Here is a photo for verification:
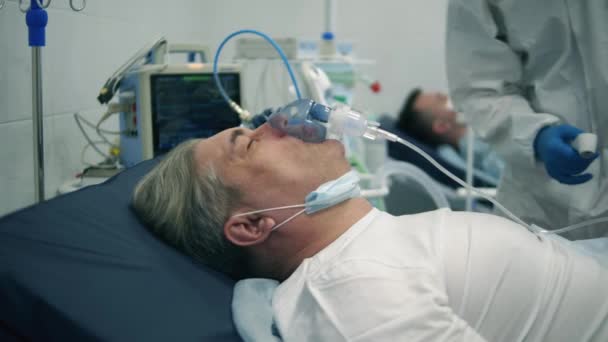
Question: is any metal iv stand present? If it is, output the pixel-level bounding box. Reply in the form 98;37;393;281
10;0;87;203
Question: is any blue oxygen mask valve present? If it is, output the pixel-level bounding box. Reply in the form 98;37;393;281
266;99;398;143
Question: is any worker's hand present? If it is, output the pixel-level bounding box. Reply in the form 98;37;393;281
534;124;598;185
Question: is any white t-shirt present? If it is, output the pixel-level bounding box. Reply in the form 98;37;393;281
272;208;608;342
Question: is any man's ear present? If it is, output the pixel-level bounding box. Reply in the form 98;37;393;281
224;214;276;247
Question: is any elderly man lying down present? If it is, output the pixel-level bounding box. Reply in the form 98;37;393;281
132;123;608;342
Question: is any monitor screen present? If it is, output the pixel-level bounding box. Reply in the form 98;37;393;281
150;73;241;155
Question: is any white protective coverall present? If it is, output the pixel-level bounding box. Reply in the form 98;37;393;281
446;0;608;239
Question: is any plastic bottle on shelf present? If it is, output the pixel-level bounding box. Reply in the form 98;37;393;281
319;32;336;59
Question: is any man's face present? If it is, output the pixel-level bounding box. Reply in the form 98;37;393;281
415;92;459;127
193;124;351;211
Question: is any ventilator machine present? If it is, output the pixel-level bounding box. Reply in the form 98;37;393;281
95;39;243;167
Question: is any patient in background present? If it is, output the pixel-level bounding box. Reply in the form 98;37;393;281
132;124;608;341
397;88;504;183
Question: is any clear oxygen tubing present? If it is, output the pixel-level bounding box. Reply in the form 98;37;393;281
367;126;608;236
366;127;535;230
269;98;608;235
465;126;475;212
213;29;303;120
537;217;608;235
259;47;607;237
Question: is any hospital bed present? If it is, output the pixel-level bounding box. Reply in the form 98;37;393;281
378;115;498;189
0;158;241;341
0;143;479;341
373;158;491;215
375;115;496;212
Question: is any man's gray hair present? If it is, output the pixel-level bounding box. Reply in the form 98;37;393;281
132;139;246;279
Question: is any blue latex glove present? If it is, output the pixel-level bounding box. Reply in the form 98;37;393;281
534;124;599;185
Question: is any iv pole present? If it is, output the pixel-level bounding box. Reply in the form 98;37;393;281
26;0;48;203
18;0;86;203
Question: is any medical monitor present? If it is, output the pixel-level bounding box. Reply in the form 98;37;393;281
150;72;241;154
118;64;243;167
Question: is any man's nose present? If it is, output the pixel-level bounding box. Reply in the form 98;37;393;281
252;123;286;139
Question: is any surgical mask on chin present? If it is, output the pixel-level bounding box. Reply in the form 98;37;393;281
230;170;361;231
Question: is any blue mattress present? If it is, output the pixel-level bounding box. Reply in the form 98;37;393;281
0;159;241;341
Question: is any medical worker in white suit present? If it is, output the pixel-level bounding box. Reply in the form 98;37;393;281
446;0;607;239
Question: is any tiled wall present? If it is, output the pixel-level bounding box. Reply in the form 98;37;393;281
0;0;448;216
